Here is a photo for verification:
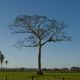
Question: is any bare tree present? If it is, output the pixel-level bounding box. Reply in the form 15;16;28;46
10;15;71;74
0;51;5;70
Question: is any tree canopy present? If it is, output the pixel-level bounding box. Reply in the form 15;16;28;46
11;15;71;48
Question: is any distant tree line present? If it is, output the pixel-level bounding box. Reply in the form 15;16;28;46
43;67;80;72
0;67;80;72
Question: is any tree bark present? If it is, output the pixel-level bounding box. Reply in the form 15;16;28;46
37;44;43;75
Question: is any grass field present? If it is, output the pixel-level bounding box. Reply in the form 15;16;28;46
0;71;80;80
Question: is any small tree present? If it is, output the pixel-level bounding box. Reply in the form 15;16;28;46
5;60;8;68
0;51;5;70
10;15;71;74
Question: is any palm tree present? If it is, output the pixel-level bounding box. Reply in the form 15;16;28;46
5;60;8;68
0;51;5;70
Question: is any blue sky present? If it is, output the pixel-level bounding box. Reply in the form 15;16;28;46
0;0;80;69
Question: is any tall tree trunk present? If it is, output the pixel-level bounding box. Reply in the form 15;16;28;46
1;63;2;70
37;44;43;75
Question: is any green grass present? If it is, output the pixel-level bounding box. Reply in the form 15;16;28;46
0;71;80;80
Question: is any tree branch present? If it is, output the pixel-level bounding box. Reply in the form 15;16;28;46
19;44;38;47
